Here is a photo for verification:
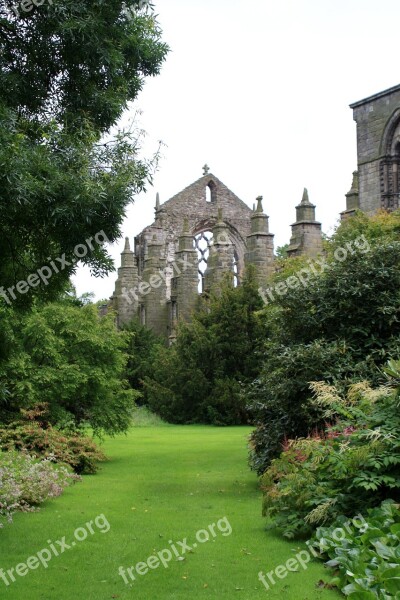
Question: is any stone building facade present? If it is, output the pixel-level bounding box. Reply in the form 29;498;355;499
342;83;400;216
111;83;400;339
111;167;318;340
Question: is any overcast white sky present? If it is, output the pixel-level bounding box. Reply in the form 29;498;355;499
73;0;400;300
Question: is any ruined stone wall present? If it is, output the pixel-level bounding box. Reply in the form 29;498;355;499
112;170;324;340
112;171;258;339
135;172;252;281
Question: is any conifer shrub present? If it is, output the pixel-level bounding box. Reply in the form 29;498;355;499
145;268;267;425
0;303;138;435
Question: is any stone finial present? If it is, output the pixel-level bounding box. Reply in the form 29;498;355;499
178;217;195;252
301;188;312;205
252;203;256;212
288;187;322;258
120;236;136;268
343;170;360;216
250;197;269;235
203;164;210;175
147;233;162;258
295;188;316;221
217;207;223;222
348;171;359;194
156;192;160;210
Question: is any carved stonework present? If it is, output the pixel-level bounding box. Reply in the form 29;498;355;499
111;169;325;340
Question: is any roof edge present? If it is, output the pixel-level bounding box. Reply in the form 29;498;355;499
350;83;400;109
160;172;252;213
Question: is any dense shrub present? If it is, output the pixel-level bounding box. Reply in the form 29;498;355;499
261;380;400;538
123;319;164;405
313;500;400;598
0;302;138;434
0;423;106;475
246;339;372;474
327;209;400;255
145;268;267;425
0;403;106;474
0;450;79;527
247;212;400;473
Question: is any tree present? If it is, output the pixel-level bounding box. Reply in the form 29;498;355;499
0;302;138;435
0;1;168;306
275;243;289;259
247;211;400;474
145;268;268;425
122;318;164;404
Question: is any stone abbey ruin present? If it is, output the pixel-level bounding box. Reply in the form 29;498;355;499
111;83;400;340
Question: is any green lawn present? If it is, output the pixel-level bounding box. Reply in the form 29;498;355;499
0;426;341;599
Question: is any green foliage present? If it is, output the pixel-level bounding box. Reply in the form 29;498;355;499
0;425;105;475
0;107;159;306
0;403;106;474
383;359;400;404
122;318;164;404
314;500;400;599
260;380;400;539
0;302;138;435
328;210;400;255
145;268;267;425
0;1;168;306
0;1;168;131
275;243;289;259
248;212;400;474
247;339;368;474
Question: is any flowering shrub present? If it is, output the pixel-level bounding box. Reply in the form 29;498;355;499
247;218;400;475
261;381;400;538
0;404;107;474
0;451;79;527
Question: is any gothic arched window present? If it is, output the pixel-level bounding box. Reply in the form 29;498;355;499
194;230;240;292
233;250;239;287
194;231;213;293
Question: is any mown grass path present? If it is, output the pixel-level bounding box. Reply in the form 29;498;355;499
0;426;340;599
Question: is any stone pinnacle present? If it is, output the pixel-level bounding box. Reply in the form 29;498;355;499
301;188;311;205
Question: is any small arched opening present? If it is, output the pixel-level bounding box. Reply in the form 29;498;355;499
205;180;217;203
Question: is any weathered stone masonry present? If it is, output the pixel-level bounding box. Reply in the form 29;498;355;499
111;167;323;340
342;83;400;216
287;188;323;259
112;82;400;340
